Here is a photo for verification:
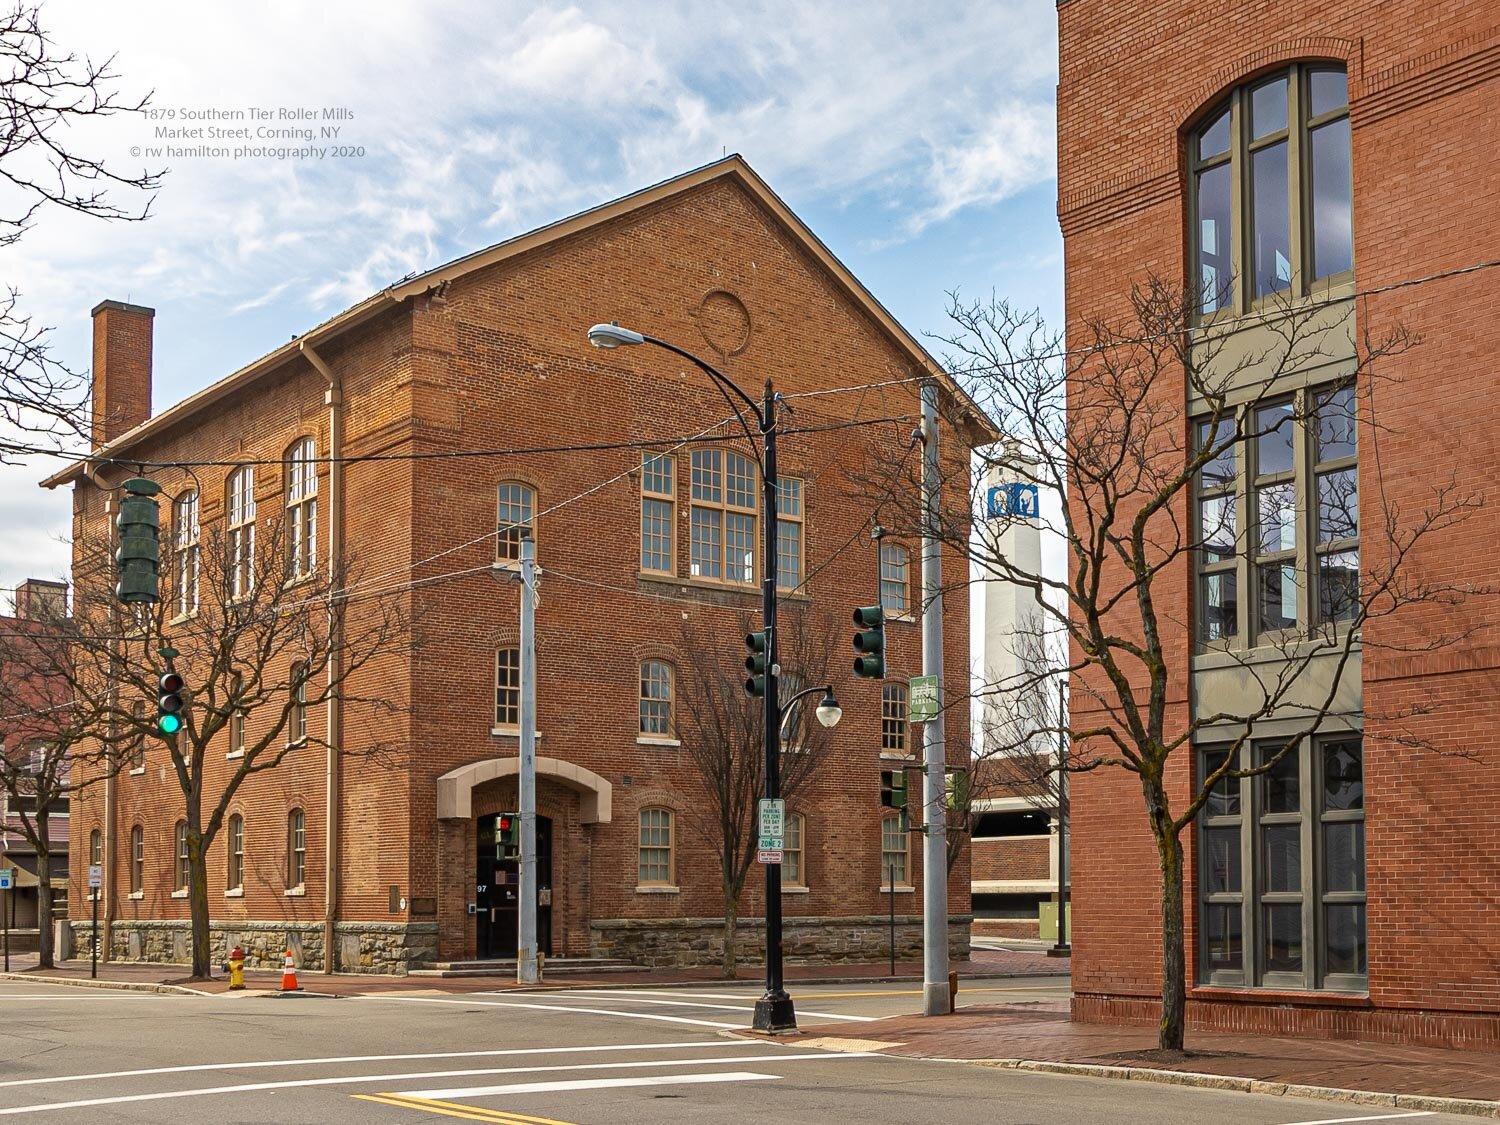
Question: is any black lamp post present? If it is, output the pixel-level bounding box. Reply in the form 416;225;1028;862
588;322;809;1032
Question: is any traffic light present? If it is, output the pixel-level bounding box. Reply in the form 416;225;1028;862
880;768;907;810
497;813;519;860
115;478;162;605
156;672;185;737
852;605;885;678
744;630;768;698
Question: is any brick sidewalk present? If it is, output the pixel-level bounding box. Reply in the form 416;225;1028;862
0;946;1065;996
799;1003;1500;1107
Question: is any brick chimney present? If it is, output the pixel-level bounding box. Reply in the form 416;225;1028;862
91;299;154;446
13;579;67;622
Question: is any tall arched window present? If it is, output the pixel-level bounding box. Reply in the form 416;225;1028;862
881;684;908;754
129;824;143;894
495;647;520;729
1191;65;1351;316
881;813;908;886
880;544;909;616
638;661;674;738
496;483;535;563
285;438;317;579
226;467;256;598
173;490;199;616
287;808;306;889
174;821;190;892
288;662;308;745
783;812;806;888
227;814;244;892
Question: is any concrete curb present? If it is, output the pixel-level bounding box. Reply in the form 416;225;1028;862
511;969;1070;993
0;972;211;997
961;1057;1500;1120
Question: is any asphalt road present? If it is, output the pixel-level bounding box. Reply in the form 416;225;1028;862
0;978;1474;1124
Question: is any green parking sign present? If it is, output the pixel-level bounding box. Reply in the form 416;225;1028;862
909;675;939;722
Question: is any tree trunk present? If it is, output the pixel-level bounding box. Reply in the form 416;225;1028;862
722;886;739;979
35;843;52;969
1153;814;1187;1052
187;807;211;979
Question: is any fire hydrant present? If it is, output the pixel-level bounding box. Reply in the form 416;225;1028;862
226;945;246;990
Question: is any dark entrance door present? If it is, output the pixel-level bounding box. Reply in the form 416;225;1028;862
475;813;552;959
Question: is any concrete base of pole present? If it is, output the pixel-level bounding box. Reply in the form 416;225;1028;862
922;981;953;1016
1047;944;1072;958
752;992;797;1033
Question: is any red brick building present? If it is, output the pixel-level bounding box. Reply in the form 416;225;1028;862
1060;2;1500;1044
47;157;975;973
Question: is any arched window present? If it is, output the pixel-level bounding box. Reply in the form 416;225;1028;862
227;467;256;598
879;544;909;615
783;812;806;888
285;438;317;579
638;807;674;887
881;813;908;886
496;483;535;563
227;814;244;892
495;648;520;729
1190;65;1351;316
173;490;199;616
129;824;143;894
288;662;307;745
227;670;246;757
174;821;190;892
287;808;306;889
638;661;674;738
881;685;908;754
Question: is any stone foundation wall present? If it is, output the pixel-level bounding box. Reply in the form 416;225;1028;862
67;919;438;974
591;914;971;968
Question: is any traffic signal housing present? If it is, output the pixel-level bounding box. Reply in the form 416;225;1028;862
880;768;907;810
744;630;768;697
156;672;185;737
115;478;162;605
852;605;885;678
497;813;519;860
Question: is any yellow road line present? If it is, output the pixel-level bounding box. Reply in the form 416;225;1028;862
790;985;1069;999
352;1092;576;1125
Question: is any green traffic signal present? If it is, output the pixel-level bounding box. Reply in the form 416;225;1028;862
744;631;768;697
158;713;182;735
852;604;886;678
115;478;162;605
880;768;907;809
156;671;185;739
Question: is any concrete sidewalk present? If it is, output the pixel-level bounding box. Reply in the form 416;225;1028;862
794;1003;1500;1118
0;946;1066;996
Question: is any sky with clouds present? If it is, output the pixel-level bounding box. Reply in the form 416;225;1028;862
0;0;1062;603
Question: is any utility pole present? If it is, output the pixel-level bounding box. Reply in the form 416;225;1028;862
920;379;951;1016
1051;677;1071;956
516;533;540;985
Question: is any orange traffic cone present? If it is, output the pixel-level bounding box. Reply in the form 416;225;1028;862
280;949;301;992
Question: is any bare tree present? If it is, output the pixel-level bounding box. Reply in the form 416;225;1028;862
869;279;1482;1051
676;606;840;977
0;3;161;457
53;500;404;978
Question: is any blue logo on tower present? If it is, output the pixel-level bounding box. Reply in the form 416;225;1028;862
986;483;1040;521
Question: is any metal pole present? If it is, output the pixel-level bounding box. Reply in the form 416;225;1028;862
91;889;98;978
889;826;897;977
516;534;539;985
1052;678;1071;956
753;380;795;1034
920;380;951;1016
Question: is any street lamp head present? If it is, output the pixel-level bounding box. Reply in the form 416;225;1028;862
587;322;646;349
815;689;842;729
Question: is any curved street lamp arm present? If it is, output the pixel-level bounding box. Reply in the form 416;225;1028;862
641;334;766;460
777;682;835;741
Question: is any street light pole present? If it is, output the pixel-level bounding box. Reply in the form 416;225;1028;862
587;323;798;1032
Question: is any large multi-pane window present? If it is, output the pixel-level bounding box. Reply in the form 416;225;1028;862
1198;736;1366;990
775;478;804;590
1191;65;1351;317
496;483;535;564
287;808;306;889
880;545;909;616
690;449;756;584
783;813;805;888
495;648;520;729
173;490;199;616
881;814;908;885
881;685;908;754
227;467;255;599
639;661;674;738
1194;384;1358;645
227;813;244;892
640;453;675;574
285;438;317;579
638;807;674;886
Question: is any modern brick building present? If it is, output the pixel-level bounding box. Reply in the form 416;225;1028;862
1060;2;1500;1044
46;157;976;973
